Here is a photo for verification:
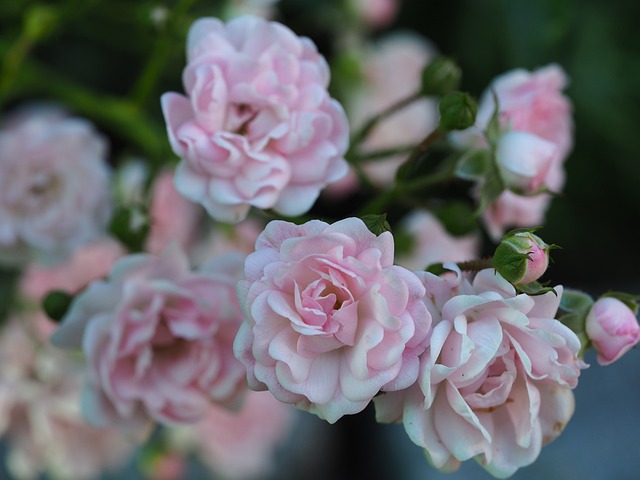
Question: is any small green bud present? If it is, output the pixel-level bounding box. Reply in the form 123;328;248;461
438;92;477;131
420;56;461;96
492;229;552;285
42;290;73;323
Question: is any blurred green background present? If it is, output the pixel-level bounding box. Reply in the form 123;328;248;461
1;0;639;293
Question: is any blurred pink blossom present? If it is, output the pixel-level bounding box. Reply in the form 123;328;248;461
0;105;112;264
51;245;248;432
234;217;431;423
169;390;295;479
0;318;134;480
351;0;400;28
395;210;479;271
375;266;586;477
146;169;203;255
495;131;557;194
451;64;573;240
161;15;349;223
338;32;438;192
586;297;640;366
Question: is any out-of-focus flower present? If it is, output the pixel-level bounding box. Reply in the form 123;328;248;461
168;390;296;479
161;15;349;223
342;32;438;190
586;297;640;366
146;169;203;255
375;266;586;478
350;0;400;28
495;131;556;194
451;65;573;240
51;245;248;432
234;217;431;423
189;217;264;266
0;105;112;264
395;209;479;271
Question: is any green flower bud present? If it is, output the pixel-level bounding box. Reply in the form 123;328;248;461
420;56;461;96
438;92;477;131
492;229;552;285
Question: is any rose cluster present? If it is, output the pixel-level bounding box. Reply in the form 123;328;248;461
2;9;639;480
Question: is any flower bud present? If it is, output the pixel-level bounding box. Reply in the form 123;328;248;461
492;230;550;285
438;92;477;131
495;131;556;193
586;297;640;365
420;56;461;96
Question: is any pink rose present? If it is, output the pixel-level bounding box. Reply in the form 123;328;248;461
586;297;640;366
495;131;557;194
146;169;203;254
51;245;248;431
346;32;438;189
0;318;134;480
450;65;573;239
0;105;112;264
351;0;399;28
375;266;586;477
169;390;295;479
19;237;126;339
234;217;431;423
395;209;479;271
161;15;349;223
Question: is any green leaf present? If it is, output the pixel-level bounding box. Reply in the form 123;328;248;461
42;290;73;323
425;262;446;275
455;149;491;181
600;291;640;314
476;170;504;216
361;214;392;236
516;281;558;296
438;92;478;131
559;289;594;314
434;202;479;236
108;205;150;253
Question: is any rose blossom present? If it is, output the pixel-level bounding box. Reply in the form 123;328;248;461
338;32;438;191
395;209;479;271
495;131;557;194
161;15;349;223
0;318;134;480
233;217;431;423
146;169;203;254
585;297;640;366
51;244;248;431
168;390;295;479
0;105;112;264
351;0;399;28
451;65;573;240
374;266;586;478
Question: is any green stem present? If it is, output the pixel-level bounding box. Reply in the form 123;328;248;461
349;144;415;162
347;90;422;158
456;257;493;271
16;60;172;165
356;128;447;216
129;0;199;107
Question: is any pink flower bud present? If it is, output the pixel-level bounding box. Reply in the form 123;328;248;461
495;131;556;194
586;297;640;365
492;230;550;285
